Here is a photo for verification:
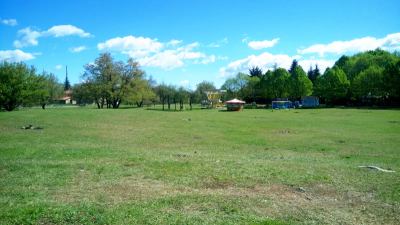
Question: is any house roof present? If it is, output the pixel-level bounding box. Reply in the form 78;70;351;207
225;98;245;104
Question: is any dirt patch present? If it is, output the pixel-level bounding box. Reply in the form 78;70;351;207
201;177;235;189
53;174;399;224
53;174;189;204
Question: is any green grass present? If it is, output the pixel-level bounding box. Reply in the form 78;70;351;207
0;107;399;224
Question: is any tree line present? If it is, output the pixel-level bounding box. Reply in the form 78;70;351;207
1;49;399;111
0;62;63;111
72;53;217;110
221;49;400;106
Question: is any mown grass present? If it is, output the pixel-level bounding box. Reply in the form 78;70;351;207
0;107;399;224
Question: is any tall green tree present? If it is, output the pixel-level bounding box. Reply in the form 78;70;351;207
82;53;149;109
72;82;94;105
288;64;313;100
124;76;155;107
220;73;249;100
269;68;290;99
64;66;71;91
384;60;400;100
259;70;273;100
307;65;321;85
195;80;216;103
154;84;169;110
0;62;35;111
314;66;350;104
176;87;190;110
33;72;63;109
352;65;386;99
288;59;298;74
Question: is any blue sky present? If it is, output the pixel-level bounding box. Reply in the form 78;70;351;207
1;0;399;89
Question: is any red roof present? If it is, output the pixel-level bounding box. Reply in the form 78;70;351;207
225;98;245;104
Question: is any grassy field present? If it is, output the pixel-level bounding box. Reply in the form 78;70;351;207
0;107;399;224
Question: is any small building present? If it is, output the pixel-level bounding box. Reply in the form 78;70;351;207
58;90;76;105
272;101;292;109
301;96;319;108
225;98;245;111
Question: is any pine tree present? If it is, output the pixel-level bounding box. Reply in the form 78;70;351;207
307;66;314;81
289;59;298;75
64;66;71;91
249;66;263;77
308;64;321;85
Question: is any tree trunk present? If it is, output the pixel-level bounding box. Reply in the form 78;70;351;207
167;96;170;110
4;103;15;111
136;100;143;107
41;104;46;110
174;98;177;111
95;98;101;109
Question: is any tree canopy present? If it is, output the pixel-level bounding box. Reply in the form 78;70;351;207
82;53;154;109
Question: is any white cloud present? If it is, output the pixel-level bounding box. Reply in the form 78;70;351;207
219;52;292;78
167;39;183;46
195;55;216;64
219;52;334;78
139;50;184;69
44;25;91;37
298;59;335;73
98;36;163;58
70;45;87;53
1;18;18;26
13;27;41;48
0;49;35;62
248;38;280;50
14;25;91;48
55;64;63;70
98;36;217;69
298;32;400;56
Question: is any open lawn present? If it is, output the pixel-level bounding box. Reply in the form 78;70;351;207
0;107;399;224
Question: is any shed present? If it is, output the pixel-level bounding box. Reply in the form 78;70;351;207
225;98;245;111
301;96;319;108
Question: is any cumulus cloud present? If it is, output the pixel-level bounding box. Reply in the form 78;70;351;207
13;27;41;48
1;18;18;26
14;25;91;48
195;55;216;64
139;50;185;69
248;38;280;50
98;35;163;58
69;45;87;53
298;32;400;56
0;49;35;62
44;25;91;37
55;64;63;70
219;52;334;78
167;39;183;46
219;52;292;78
98;36;217;69
298;59;336;72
